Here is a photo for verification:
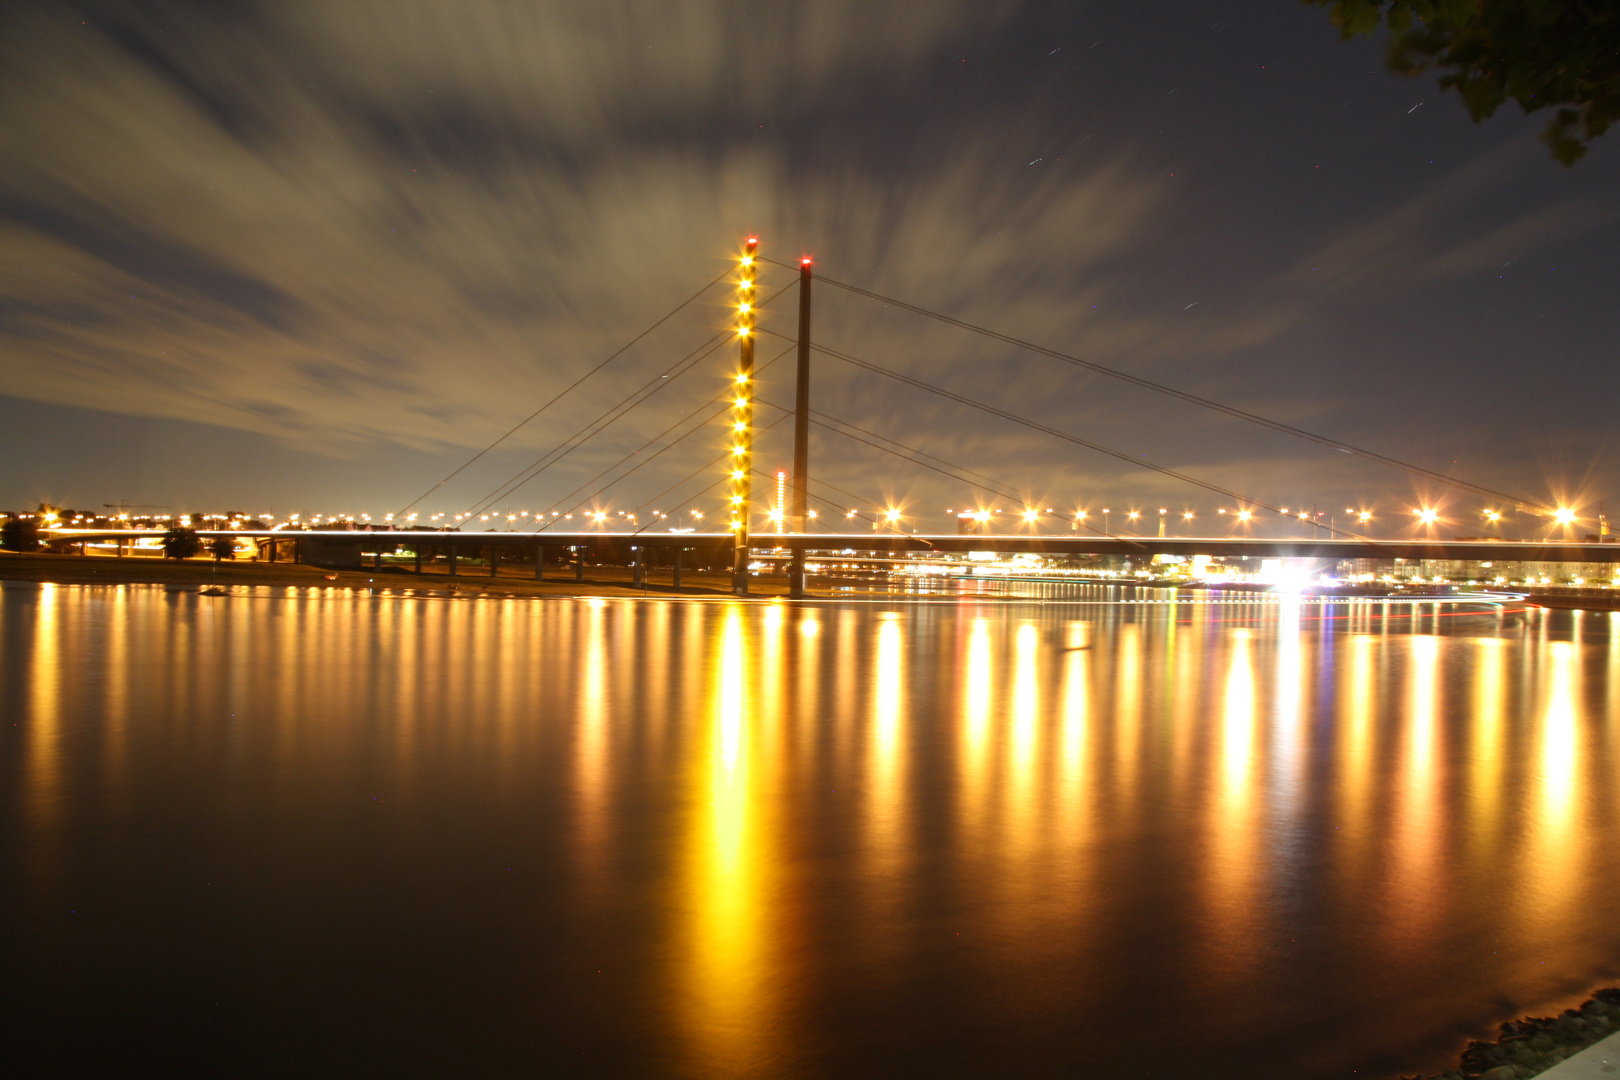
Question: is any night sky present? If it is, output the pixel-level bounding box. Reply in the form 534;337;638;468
3;2;1616;534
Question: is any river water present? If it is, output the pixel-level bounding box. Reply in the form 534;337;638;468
4;581;1619;1078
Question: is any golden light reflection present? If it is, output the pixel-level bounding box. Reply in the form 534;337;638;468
960;618;994;826
1522;640;1581;928
25;584;63;845
795;614;822;759
1387;635;1443;943
1057;621;1091;823
1270;598;1306;823
718;610;745;773
1467;639;1506;870
673;606;772;1073
866;615;907;927
1204;628;1261;978
1002;621;1042;878
1337;635;1377;865
574;598;610;877
1112;624;1143;807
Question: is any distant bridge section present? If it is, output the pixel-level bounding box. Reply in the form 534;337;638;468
39;529;1620;564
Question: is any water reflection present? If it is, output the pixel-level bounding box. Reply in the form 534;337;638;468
678;606;769;1073
5;586;1620;1080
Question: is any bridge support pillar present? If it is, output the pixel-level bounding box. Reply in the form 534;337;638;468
789;550;806;599
672;548;682;589
489;545;499;577
448;546;457;576
534;546;545;581
414;547;422;574
632;546;643;587
574;547;585;582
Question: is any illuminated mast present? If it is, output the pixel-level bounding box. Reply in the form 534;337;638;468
730;237;757;595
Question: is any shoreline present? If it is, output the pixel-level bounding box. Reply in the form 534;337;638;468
1402;988;1620;1080
0;550;750;598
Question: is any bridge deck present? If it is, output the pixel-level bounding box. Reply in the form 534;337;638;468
40;529;1620;563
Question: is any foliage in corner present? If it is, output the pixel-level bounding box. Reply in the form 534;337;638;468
1304;0;1620;164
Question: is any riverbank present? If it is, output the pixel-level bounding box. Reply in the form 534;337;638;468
0;550;769;598
1401;989;1620;1080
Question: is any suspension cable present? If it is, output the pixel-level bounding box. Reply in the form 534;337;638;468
536;345;797;530
758;328;1369;540
395;268;733;518
764;257;1545;515
459;275;798;520
754;397;1115;537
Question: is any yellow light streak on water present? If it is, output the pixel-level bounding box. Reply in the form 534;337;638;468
960;618;994;833
1112;623;1143;811
25;584;62;863
574;597;610;883
1009;622;1040;794
1467;639;1506;873
1057;621;1091;824
1205;628;1260;979
1338;635;1377;859
1388;635;1443;947
1522;639;1581;933
674;605;771;1075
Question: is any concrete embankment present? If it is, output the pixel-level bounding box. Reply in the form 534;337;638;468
1536;1030;1620;1079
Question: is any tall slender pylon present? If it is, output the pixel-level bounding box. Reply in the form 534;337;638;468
788;254;812;598
730;237;757;595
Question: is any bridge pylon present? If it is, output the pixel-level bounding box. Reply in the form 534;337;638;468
789;255;812;598
730;237;757;595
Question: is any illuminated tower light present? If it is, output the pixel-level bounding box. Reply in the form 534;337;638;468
729;236;757;545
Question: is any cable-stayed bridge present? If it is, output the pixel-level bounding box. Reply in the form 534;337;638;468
40;236;1617;594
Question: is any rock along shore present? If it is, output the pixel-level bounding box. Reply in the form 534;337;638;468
1398;988;1620;1080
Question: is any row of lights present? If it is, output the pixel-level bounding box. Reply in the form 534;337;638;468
729;238;758;535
